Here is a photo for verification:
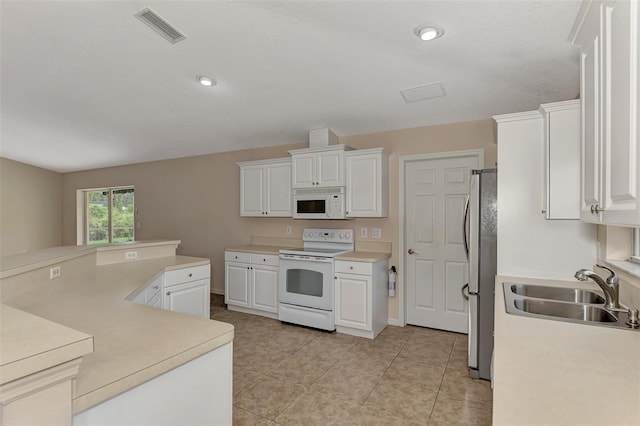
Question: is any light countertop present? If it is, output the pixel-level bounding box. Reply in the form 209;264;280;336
0;304;94;385
335;251;391;262
226;245;391;263
225;244;294;255
493;275;640;425
1;250;233;414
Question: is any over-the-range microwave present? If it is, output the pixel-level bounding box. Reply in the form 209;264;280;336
292;187;346;219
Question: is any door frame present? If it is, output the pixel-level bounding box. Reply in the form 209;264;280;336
398;149;484;326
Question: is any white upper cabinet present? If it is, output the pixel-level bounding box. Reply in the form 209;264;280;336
345;148;389;217
571;0;640;225
238;158;292;217
289;145;350;188
540;100;581;219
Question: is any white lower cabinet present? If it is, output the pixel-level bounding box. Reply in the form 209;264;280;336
334;258;388;339
164;279;210;318
129;264;211;319
225;251;279;318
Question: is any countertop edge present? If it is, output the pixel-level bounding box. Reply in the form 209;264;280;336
73;328;234;414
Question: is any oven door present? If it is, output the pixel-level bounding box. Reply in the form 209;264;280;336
279;255;333;311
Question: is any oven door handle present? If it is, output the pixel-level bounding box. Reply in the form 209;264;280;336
279;255;334;263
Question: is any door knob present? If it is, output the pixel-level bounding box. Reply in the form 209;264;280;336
408;249;420;255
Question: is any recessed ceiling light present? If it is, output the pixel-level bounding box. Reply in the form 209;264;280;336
414;26;444;41
197;75;216;87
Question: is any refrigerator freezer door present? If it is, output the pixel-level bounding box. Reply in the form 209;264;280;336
468;293;479;370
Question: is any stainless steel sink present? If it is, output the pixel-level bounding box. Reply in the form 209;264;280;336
513;298;617;323
503;282;638;331
510;283;605;304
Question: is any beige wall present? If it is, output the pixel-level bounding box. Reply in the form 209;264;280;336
62;119;496;322
1;157;63;256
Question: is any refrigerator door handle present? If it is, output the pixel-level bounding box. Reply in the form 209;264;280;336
463;196;470;261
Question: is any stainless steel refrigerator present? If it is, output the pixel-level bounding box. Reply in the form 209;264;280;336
462;169;497;381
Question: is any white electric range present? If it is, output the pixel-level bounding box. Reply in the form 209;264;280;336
278;228;354;330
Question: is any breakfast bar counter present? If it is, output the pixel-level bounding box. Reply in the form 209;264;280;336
0;241;233;424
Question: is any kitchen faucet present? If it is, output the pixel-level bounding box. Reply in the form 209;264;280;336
574;264;619;310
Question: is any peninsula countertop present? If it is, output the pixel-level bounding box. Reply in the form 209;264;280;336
493;275;640;425
1;250;233;414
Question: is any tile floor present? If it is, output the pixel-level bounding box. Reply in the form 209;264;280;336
210;300;492;426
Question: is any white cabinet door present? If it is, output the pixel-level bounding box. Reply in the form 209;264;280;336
225;262;250;308
540;101;581;219
345;149;388;217
601;0;640;225
266;162;292;216
251;265;278;313
334;273;371;331
573;0;640;225
240;165;265;216
148;290;162;308
291;153;316;188
576;2;604;223
164;279;209;318
316;150;344;186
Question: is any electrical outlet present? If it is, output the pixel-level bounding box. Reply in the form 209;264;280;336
360;228;368;238
371;228;381;239
125;251;138;260
50;265;61;279
286;225;292;235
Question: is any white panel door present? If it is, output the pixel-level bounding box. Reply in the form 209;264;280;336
164;279;209;318
316;150;344;186
252;265;278;313
335;273;371;330
346;153;380;217
577;3;603;222
291;153;316;188
405;156;477;333
266;162;292;216
225;262;250;308
602;0;640;225
240;165;265;216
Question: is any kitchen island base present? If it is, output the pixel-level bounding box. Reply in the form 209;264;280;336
73;342;232;426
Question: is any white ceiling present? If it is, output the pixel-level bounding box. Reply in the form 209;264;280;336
1;0;581;172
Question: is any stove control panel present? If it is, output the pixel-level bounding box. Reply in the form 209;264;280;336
302;228;354;243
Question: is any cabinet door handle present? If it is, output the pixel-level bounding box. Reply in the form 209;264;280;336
188;273;193;277
349;266;354;270
166;291;171;296
590;204;604;214
153;285;159;289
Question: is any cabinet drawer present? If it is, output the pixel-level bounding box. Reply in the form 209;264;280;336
335;261;372;275
250;253;279;267
225;251;251;263
164;264;210;286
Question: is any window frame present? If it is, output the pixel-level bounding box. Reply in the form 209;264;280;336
77;185;135;245
631;228;640;264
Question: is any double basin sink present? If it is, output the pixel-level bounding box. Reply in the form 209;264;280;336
504;282;638;331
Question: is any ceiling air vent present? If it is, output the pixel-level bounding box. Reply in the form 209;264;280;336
400;82;446;103
135;8;186;44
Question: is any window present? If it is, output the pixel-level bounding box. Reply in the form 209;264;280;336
81;186;135;245
633;228;640;264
